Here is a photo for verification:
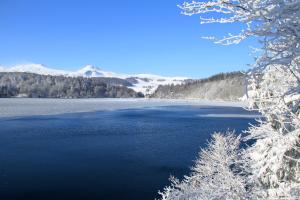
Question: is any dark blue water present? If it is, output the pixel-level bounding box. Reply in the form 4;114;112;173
0;106;257;200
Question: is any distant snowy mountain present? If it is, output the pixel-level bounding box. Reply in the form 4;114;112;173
7;64;70;76
69;65;122;78
0;64;187;95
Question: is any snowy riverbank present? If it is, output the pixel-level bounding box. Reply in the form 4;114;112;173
0;98;247;118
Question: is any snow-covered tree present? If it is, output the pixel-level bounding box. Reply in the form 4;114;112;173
246;62;300;199
159;132;247;200
160;0;300;199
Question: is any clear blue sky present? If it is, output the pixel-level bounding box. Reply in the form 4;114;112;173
0;0;257;78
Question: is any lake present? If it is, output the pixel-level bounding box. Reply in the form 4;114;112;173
0;101;258;200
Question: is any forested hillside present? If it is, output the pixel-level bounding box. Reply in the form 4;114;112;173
0;72;144;98
151;72;245;101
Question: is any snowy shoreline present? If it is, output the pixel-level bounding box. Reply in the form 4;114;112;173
0;98;247;118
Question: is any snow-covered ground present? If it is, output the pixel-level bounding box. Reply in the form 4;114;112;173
0;98;246;118
0;64;187;95
197;114;261;118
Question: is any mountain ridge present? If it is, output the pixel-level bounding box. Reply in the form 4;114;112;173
0;64;187;95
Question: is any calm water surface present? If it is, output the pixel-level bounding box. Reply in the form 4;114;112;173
0;106;257;200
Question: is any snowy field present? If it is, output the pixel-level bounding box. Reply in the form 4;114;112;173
0;98;247;118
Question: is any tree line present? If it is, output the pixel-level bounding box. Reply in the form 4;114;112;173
0;72;144;98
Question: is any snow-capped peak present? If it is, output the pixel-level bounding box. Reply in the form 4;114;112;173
72;65;105;77
70;65;125;78
77;65;102;73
